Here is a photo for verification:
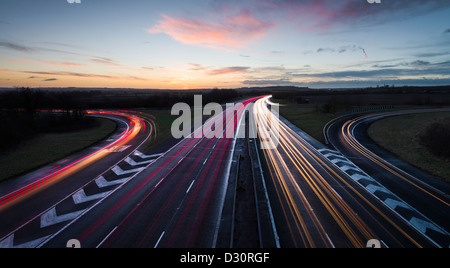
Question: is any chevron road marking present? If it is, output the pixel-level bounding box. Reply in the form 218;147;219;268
124;156;154;166
351;173;374;182
339;165;359;172
409;217;447;235
134;150;162;159
95;176;129;188
366;184;390;195
384;198;409;210
329;158;352;165
15;235;51;248
40;207;83;228
319;148;450;246
112;165;144;176
0;234;14;248
0;232;51;249
72;189;109;205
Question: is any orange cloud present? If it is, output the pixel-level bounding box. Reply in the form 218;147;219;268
22;70;147;81
148;10;274;50
4;57;83;67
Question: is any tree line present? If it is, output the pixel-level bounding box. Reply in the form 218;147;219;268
0;87;240;151
0;87;240;111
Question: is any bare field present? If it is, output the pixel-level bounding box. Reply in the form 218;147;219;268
368;112;450;182
0;118;116;182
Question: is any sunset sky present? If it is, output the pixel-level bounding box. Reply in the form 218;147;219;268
1;0;450;89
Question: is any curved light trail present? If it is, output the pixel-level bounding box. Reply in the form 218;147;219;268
0;111;145;210
251;97;450;248
55;96;263;248
331;111;450;247
341;113;450;208
253;96;376;248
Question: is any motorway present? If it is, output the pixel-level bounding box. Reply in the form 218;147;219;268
253;98;449;248
325;109;450;247
1;98;449;248
0;110;155;248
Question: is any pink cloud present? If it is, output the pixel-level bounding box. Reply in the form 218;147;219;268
4;57;83;67
21;70;147;81
208;66;250;76
149;0;450;50
4;58;32;65
277;0;450;30
184;63;250;75
148;10;274;50
37;59;84;67
185;63;212;71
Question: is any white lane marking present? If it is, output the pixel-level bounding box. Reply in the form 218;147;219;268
154;232;165;248
186;180;195;194
325;234;335;248
97;226;118;248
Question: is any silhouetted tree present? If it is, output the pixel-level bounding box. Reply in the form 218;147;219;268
420;121;450;158
17;87;43;114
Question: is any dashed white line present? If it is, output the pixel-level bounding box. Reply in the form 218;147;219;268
154;232;165;248
97;226;118;248
186;180;195;194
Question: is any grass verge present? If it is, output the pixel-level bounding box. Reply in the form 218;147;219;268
137;109;177;153
137;106;222;153
368;112;450;182
0;117;116;182
275;100;336;144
